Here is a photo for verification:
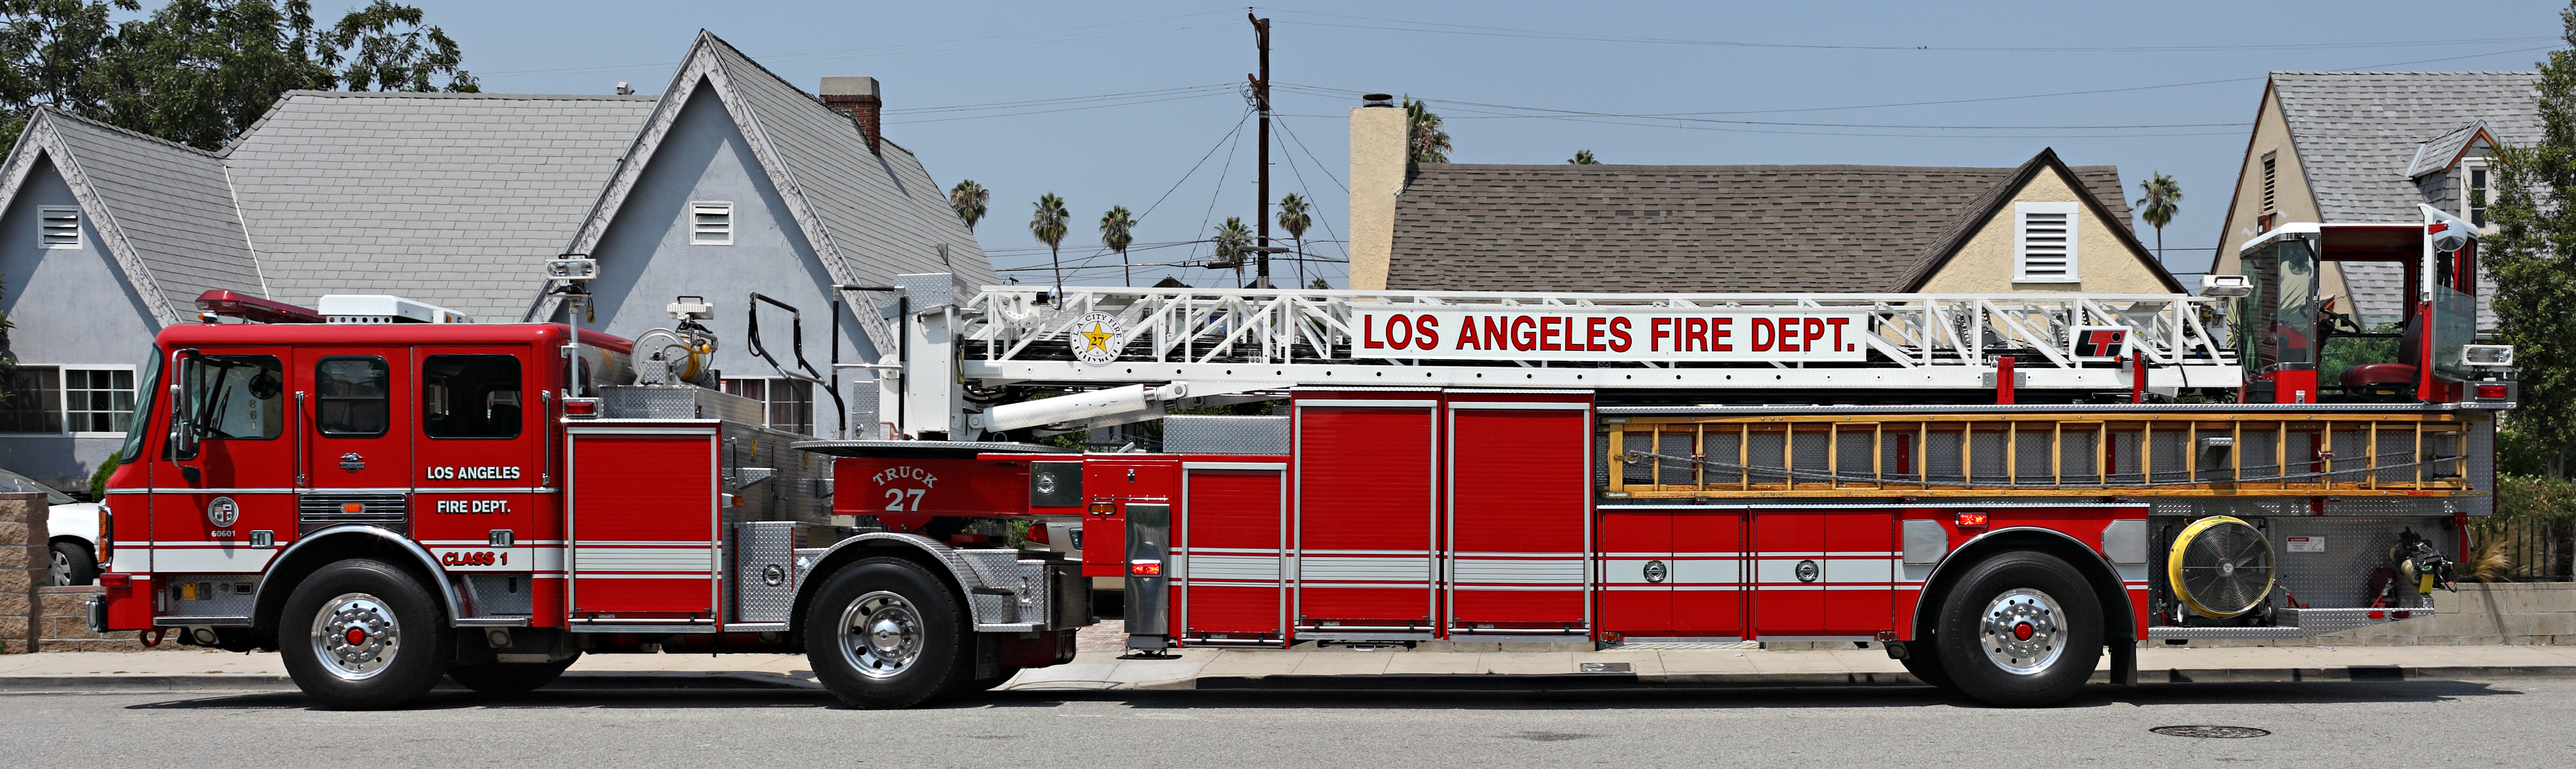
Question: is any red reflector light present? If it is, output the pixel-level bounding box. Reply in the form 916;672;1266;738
1025;524;1050;544
1956;512;1990;529
2477;384;2508;398
99;573;129;587
2428;222;2450;235
565;400;597;415
1129;560;1162;577
1088;502;1116;515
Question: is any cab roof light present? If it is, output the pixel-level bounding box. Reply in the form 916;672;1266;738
194;289;324;324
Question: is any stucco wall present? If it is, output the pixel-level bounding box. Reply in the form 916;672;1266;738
582;84;875;433
0;158;160;491
1913;168;2168;294
1345;106;1408;291
2214;86;2342;303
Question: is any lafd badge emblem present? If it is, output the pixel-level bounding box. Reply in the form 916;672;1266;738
1069;311;1125;366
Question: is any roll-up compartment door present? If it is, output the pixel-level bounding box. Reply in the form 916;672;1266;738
1445;397;1592;638
1293;392;1439;639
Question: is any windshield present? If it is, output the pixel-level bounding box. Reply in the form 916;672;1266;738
0;467;72;505
2431;239;2478;379
117;352;160;463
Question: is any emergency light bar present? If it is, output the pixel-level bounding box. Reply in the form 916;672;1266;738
194;289;324;324
317;294;471;324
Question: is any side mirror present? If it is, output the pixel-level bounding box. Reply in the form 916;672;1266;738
169;415;198;457
167;350;200;458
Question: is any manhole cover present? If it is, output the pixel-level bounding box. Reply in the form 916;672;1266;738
2151;725;2272;739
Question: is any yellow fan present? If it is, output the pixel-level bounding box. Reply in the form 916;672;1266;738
2167;516;2276;619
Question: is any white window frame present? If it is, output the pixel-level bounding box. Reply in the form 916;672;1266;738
2461;157;2493;232
2012;201;2081;283
0;363;138;437
690;200;734;246
719;376;813;435
38;206;80;249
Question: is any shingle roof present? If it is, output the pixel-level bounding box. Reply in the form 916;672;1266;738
223;91;659;320
37;111;265;313
2404;121;2491;178
2271;72;2532;329
2272;72;2538;221
1385;151;2134;293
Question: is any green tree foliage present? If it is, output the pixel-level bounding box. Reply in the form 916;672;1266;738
2135;171;2181;259
2487;3;2576;477
1029;192;1068;297
1403;95;1450;163
2;0;474;150
949;179;988;231
1275;192;1310;287
1568;149;1598;165
1098;205;1136;287
1211;216;1251;285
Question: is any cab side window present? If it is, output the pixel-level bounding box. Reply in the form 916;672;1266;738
423;355;522;439
315;356;390;437
183;355;284;443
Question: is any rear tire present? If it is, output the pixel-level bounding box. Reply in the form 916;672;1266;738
447;653;580;695
1933;552;2103;708
278;559;453;710
805;557;970;709
49;541;97;587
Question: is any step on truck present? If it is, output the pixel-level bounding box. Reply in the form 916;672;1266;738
91;204;2508;708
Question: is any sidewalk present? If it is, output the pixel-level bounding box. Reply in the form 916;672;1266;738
5;642;2575;694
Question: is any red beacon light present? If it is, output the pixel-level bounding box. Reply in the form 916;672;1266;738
1128;560;1163;577
1956;511;1991;529
195;289;324;324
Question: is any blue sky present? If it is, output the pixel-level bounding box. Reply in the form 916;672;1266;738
409;0;2571;288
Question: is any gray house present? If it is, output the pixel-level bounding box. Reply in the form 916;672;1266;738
2210;71;2534;329
0;31;993;490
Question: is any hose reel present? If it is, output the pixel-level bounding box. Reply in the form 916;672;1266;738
2167;516;2276;619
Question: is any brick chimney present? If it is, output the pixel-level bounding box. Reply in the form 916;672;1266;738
820;76;883;154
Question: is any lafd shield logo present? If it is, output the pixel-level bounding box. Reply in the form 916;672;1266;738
1069;311;1126;366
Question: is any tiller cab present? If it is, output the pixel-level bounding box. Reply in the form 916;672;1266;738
91;208;2506;709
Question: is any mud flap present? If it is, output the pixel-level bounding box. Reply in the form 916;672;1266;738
2110;641;2137;686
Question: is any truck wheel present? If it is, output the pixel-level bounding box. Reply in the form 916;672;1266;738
278;559;454;710
50;541;98;586
805;557;969;709
1933;552;2103;708
447;653;580;695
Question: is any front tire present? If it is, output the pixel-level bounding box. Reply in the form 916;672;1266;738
1933;553;2103;708
278;559;453;710
804;557;970;709
447;653;580;695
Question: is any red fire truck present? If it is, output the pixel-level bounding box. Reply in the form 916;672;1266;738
90;205;2508;709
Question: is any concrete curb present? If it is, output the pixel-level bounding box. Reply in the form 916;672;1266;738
4;666;2573;694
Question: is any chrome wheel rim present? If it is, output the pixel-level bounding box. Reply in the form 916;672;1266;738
839;591;925;679
311;593;401;681
47;548;72;586
1979;588;2064;675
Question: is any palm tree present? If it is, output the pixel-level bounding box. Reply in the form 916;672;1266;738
1030;193;1069;299
1275;193;1312;288
949;180;989;231
2136;172;2183;262
1211;217;1252;286
1099;205;1138;287
1403;95;1451;164
1568;149;1599;165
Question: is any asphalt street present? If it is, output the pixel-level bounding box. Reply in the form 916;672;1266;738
9;680;2571;768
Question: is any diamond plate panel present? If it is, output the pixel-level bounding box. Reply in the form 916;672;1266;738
462;574;534;618
600;385;764;424
1165;415;1289;455
732;522;800;623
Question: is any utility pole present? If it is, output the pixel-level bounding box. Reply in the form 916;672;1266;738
1249;11;1272;288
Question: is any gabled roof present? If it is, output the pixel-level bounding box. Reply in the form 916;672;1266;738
1384;148;2157;293
2404;121;2496;178
2271;72;2539;221
225;90;658;320
547;31;996;353
0;109;263;324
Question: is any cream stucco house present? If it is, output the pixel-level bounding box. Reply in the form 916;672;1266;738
1343;104;2178;295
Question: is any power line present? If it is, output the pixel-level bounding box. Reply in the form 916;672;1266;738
886;90;1236;125
482;17;1235;77
1256;8;2554;53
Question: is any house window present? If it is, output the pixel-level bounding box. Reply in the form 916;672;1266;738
2464;160;2490;228
2013;201;2080;282
2260;151;2278;214
0;366;64;433
63;368;136;435
722;377;813;435
691;201;733;245
38;206;79;249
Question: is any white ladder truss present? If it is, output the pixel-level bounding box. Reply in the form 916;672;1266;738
947;285;2241;394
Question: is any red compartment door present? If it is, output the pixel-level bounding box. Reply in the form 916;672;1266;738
1177;462;1288;646
1596;508;1742;639
1293;394;1438;637
1445;399;1591;637
1670;509;1745;637
1751;507;1895;639
1595;508;1671;636
566;427;718;628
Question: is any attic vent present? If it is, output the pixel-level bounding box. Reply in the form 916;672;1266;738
2260;151;2278;213
2013;201;2079;282
691;201;733;245
38;206;79;249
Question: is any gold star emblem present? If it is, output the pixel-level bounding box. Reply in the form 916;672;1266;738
1081;323;1114;353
